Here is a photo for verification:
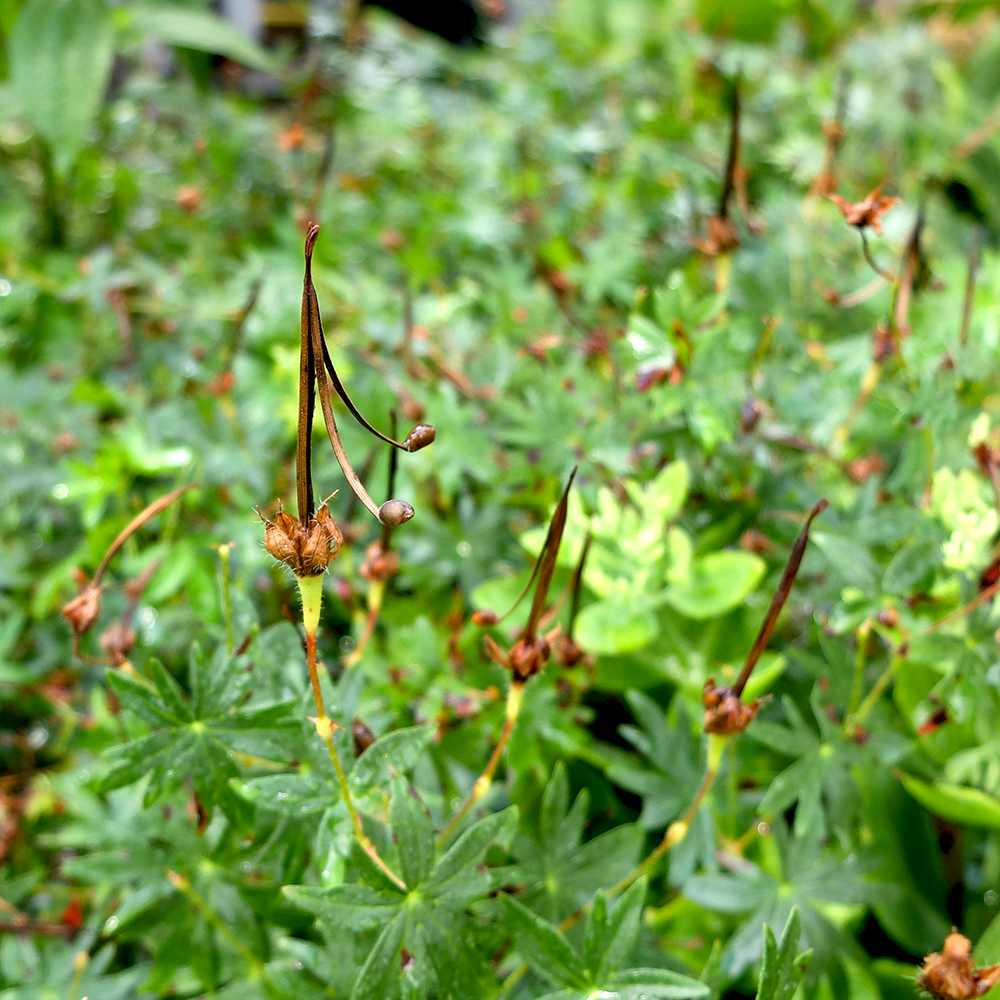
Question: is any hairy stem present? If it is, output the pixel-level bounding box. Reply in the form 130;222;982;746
296;574;405;890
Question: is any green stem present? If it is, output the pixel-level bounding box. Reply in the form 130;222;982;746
845;620;870;727
343;578;385;668
848;647;908;731
216;543;235;657
296;574;406;890
438;681;525;847
66;952;88;1000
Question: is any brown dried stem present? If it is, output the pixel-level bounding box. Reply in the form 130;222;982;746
733;498;829;697
93;484;195;587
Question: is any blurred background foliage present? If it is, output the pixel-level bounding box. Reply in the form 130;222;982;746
4;0;1000;997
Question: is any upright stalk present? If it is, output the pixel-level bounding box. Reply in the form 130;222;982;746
437;681;525;846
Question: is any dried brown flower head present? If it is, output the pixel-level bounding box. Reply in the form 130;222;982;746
553;633;586;668
828;186;900;235
100;621;136;665
62;585;102;637
260;502;343;576
702;679;761;736
693;215;740;256
358;540;401;583
506;635;552;682
917;932;1000;999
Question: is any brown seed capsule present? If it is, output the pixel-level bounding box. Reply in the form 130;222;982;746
299;503;343;575
260;503;343;576
100;621;136;665
553;634;586;668
358;541;400;582
917;933;1000;999
403;424;436;452
352;717;377;757
62;585;102;636
702;678;761;736
378;499;414;528
471;609;500;627
263;511;299;565
507;635;551;682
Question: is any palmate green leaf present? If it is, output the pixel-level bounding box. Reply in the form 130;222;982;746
288;806;517;999
684;820;878;980
390;778;436;889
351;725;436;790
501;893;589;990
751;695;862;837
9;0;115;173
99;650;297;827
513;763;644;920
596;694;703;831
755;908;811;1000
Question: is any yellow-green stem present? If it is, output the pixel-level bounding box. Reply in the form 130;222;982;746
496;750;724;999
344;578;386;668
555;734;728;938
438;681;525;847
66;951;88;1000
295;574;406;890
848;648;908;731
216;543;235;656
845;620;871;727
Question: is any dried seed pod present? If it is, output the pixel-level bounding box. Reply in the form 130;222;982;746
403;424;436;452
352;717;377;757
553;634;586;668
917;933;1000;999
300;503;344;575
62;585;102;637
100;622;137;665
263;510;299;565
259;503;344;577
471;609;500;627
378;499;414;528
358;540;400;582
702;678;761;736
507;635;551;682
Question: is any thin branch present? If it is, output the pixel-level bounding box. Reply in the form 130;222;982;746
959;225;982;347
718;72;742;221
93;484;196;587
859;228;896;283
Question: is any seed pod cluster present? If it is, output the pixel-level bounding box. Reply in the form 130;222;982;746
917;933;1000;1000
262;502;344;576
507;635;551;682
702;679;761;736
62;585;102;639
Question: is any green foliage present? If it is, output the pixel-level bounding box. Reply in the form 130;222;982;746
5;0;1000;998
